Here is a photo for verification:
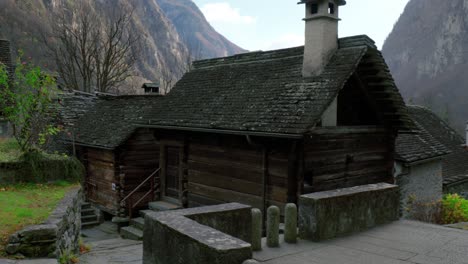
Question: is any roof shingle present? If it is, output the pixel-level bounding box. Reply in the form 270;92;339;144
140;35;413;134
403;106;468;184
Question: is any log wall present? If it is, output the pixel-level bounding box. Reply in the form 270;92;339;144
303;127;395;193
185;134;291;214
118;128;160;210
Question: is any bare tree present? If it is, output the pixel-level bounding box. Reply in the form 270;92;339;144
94;7;140;93
44;2;139;93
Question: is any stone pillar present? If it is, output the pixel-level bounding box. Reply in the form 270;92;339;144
284;203;297;243
266;206;280;248
251;208;262;251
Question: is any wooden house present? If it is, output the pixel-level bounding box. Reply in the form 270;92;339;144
73;95;162;215
73;0;415;218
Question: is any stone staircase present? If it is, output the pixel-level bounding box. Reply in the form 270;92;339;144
120;200;181;240
81;202;100;229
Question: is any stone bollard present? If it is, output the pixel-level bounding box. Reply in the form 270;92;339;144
251;208;262;251
266;206;280;248
284;203;298;243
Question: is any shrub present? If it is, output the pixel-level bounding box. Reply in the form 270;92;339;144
406;194;468;225
405;195;443;224
441;194;468;224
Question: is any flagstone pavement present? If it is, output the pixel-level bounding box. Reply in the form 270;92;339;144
2;220;468;264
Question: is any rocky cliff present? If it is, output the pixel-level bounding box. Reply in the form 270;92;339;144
382;0;468;133
0;0;245;94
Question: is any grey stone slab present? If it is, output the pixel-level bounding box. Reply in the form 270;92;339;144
81;222;120;243
326;236;418;260
259;221;468;264
254;235;325;262
80;238;142;264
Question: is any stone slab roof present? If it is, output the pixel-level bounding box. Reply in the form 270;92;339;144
403;106;468;184
396;116;450;163
73;95;162;149
139;35;414;135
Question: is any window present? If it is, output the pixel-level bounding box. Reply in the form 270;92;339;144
328;3;335;14
311;4;318;14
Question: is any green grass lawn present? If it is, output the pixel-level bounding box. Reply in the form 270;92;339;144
0;181;78;256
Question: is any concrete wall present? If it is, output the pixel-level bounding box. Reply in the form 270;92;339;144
6;187;82;259
143;203;252;264
299;183;399;241
395;159;443;216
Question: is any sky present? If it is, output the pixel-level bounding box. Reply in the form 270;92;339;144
192;0;410;51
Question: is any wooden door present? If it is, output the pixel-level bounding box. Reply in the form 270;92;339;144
161;145;182;203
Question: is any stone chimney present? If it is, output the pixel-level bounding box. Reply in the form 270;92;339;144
299;0;346;77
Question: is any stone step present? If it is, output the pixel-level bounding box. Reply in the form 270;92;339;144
82;220;100;229
130;217;145;230
139;210;153;218
82;215;98;223
121;226;143;241
148;201;181;211
81;208;96;216
82;202;92;210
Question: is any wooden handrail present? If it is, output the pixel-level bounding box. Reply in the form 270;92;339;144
121;168;160;204
120;167;160;218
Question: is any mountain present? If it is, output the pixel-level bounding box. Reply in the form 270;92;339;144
157;0;245;59
0;0;245;94
382;0;468;133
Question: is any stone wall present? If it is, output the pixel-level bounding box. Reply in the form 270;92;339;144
6;187;82;259
0;158;82;185
143;203;252;264
395;160;443;216
299;183;399;241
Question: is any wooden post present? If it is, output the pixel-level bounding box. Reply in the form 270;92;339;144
119;166;126;217
159;144;166;197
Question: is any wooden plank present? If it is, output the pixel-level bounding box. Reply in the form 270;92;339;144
188;170;287;202
188;182;263;209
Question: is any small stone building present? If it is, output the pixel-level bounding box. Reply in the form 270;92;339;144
395;108;451;212
398;106;468;199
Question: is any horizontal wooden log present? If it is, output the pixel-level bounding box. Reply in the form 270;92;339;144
188;170;287;202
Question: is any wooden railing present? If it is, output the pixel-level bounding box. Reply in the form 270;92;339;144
120;168;161;218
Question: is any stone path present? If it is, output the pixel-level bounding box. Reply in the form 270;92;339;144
2;220;467;264
79;238;142;264
81;221;120;243
254;220;468;264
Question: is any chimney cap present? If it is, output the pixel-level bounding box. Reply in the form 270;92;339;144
298;0;346;6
